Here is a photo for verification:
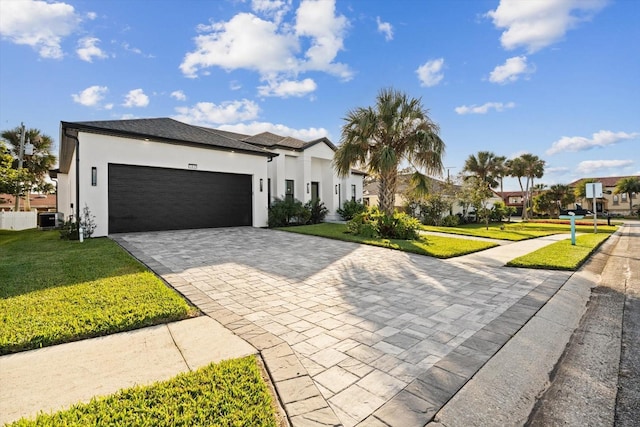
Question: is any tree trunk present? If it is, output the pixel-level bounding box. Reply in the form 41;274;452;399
630;192;634;216
378;170;398;217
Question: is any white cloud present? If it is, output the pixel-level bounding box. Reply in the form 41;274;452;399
122;89;149;108
170;90;187;101
121;42;154;58
71;85;108;107
546;130;639;155
258;78;317;97
180;13;299;78
251;0;291;25
577;159;634;174
230;80;242;90
86;12;97;20
180;0;352;82
0;0;81;59
489;55;533;84
295;0;351;79
220;121;329;141
376;16;393;41
545;166;571;174
173;99;260;126
455;101;515;115
487;0;608;53
76;37;107;62
416;58;444;87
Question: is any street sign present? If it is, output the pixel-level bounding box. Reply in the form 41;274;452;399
586;182;603;198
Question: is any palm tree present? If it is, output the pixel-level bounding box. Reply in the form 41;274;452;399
333;88;445;216
614;176;640;215
463;151;500;228
548;184;575;216
507;153;545;220
1;126;56;211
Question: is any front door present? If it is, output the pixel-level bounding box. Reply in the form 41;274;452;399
311;182;319;202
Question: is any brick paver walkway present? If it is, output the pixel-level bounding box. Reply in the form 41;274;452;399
114;227;572;426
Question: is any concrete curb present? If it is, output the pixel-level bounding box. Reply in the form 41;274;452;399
427;228;623;427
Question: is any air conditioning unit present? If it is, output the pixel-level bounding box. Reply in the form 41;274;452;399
38;212;63;229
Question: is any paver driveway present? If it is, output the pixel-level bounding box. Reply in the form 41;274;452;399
114;227;572;426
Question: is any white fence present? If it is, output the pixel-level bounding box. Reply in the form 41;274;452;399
0;211;38;230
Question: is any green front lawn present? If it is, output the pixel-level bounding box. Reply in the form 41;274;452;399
0;229;197;355
506;233;611;270
277;223;498;258
8;356;278;427
422;221;618;241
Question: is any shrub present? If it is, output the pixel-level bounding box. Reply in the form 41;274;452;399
337;199;366;220
346;208;420;239
305;199;329;224
59;204;96;240
268;197;308;227
441;214;460;227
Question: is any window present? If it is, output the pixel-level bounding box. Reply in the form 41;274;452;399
622;193;628;202
285;180;294;202
351;184;356;202
613;195;619;205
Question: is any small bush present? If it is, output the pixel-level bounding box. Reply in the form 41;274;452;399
305;199;329;224
347;208;420;239
337;199;366;220
268;197;309;227
59;204;97;240
441;214;460;227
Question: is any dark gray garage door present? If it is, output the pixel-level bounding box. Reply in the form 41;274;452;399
108;164;252;233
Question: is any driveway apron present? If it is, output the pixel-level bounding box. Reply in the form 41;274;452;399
113;227;572;427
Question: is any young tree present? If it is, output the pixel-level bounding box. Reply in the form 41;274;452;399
333;88;445;217
614;176;640;215
1;125;56;211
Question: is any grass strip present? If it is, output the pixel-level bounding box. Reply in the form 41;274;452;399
506;233;611;270
0;229;197;355
422;221;618;241
277;223;498;258
8;356;278;427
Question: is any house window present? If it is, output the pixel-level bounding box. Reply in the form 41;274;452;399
285;180;294;202
613;195;619;205
622;193;627;202
351;184;356;202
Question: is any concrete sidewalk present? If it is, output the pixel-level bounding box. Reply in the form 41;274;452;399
0;316;256;425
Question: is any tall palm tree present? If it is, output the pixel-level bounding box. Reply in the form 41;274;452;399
548;183;575;216
333;88;445;216
463;151;500;228
507;153;545;220
614;176;640;215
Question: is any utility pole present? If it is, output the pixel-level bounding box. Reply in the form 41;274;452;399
13;123;26;212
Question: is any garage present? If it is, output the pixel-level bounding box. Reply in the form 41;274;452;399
108;163;252;233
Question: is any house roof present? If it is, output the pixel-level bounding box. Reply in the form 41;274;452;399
59;118;276;173
0;193;56;210
568;175;640;188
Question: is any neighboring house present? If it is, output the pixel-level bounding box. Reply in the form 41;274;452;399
497;191;525;216
55;118;364;237
569;175;639;215
0;193;57;212
363;173;464;215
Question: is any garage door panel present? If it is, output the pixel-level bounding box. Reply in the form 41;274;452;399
108;164;252;233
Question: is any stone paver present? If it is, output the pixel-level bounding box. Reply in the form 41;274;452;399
114;227;572;426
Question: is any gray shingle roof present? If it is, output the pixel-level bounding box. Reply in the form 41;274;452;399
63;118;274;157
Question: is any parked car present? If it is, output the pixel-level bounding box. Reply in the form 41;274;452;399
560;209;593;217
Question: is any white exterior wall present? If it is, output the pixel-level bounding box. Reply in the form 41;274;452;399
0;211;37;230
64;132;269;237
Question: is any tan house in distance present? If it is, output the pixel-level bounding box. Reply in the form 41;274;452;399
569;175;639;216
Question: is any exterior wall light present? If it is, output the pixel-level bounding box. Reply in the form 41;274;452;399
335;184;338;194
307;183;310;193
260;178;263;192
91;167;97;186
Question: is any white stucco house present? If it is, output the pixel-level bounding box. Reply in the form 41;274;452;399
54;118;364;237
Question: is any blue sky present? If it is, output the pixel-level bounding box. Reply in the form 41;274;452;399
1;0;638;190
